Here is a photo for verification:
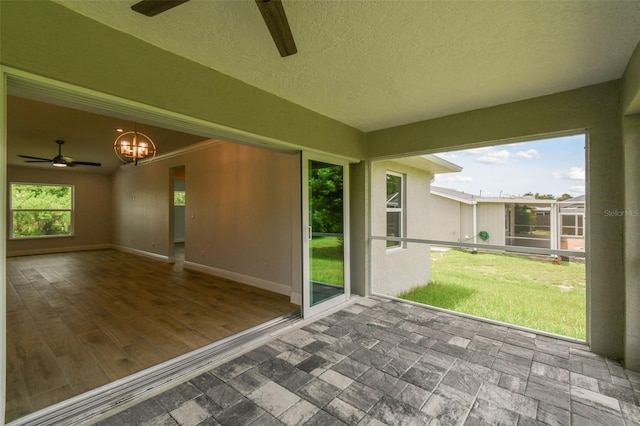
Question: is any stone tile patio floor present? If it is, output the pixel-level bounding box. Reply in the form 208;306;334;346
98;297;640;425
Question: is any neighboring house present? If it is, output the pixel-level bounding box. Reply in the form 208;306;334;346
558;195;586;251
371;156;461;297
430;187;585;252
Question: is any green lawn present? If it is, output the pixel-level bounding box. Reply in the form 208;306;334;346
311;236;344;286
398;249;586;339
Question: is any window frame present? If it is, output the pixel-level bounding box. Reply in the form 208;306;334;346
560;212;585;237
386;171;405;250
9;182;75;240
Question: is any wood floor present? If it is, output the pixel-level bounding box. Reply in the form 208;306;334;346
5;249;299;422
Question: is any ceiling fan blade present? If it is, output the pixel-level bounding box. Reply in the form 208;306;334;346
255;0;297;57
24;160;52;163
131;0;190;17
71;161;102;167
18;154;53;162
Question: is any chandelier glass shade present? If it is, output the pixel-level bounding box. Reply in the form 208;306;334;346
114;131;156;165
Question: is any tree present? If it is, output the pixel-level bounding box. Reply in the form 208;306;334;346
514;204;536;234
11;184;72;237
557;193;572;201
534;193;555;200
309;166;343;234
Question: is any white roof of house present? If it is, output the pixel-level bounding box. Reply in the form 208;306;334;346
431;186;571;205
390;155;462;174
430;186;479;204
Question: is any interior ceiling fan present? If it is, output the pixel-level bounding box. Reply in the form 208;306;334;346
18;140;102;168
131;0;297;57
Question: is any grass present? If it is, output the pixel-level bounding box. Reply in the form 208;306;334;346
398;249;586;339
311;236;344;286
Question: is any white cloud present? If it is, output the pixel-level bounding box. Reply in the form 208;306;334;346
553;167;585;180
477;150;510;164
570;185;586;194
568;167;585;180
437;175;473;182
514;149;540;160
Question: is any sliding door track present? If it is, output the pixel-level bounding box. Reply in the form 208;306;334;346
9;311;302;426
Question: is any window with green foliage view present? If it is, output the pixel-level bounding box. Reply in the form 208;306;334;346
174;190;186;206
10;183;74;238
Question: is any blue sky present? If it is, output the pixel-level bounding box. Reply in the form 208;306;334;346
433;134;586;198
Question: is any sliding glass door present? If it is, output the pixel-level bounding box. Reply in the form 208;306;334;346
302;153;349;317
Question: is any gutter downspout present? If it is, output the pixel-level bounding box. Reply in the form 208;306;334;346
473;201;478;245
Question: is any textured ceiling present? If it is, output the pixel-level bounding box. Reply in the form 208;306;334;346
53;0;640;132
7;96;208;174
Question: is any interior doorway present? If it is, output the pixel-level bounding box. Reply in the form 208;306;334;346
171;165;186;262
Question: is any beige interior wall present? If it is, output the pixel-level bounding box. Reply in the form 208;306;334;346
367;81;625;359
112;142;301;296
7;166;111;256
112;162;172;256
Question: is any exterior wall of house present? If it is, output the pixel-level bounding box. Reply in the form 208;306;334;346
6;166;112;256
371;161;431;297
623;114;640;371
477;203;506;246
112;141;301;299
367;81;626;359
429;195;463;242
622;40;640;115
622;39;640;372
349;161;369;297
460;204;475;243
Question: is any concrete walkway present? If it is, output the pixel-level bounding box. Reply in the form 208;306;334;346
98;297;640;425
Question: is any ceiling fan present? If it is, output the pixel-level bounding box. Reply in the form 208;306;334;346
18;140;102;168
130;0;297;57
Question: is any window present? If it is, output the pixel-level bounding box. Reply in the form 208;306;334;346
10;183;74;239
386;172;404;249
561;213;584;237
174;190;186;206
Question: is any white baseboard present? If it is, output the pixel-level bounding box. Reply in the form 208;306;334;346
112;245;173;263
183;261;292;297
290;292;302;305
7;243;112;257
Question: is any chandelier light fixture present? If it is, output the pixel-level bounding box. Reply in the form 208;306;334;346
113;128;156;165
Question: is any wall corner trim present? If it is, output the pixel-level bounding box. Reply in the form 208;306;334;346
290;292;302;306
